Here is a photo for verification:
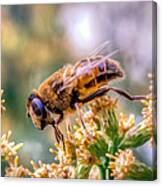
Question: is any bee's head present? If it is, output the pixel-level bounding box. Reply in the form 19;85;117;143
107;59;124;80
26;92;54;130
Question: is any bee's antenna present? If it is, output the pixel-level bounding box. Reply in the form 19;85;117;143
89;40;111;56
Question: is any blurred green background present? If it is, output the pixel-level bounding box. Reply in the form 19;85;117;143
1;2;154;168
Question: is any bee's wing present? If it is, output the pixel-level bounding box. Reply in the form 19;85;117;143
58;42;119;92
89;49;119;69
61;58;91;87
72;40;112;70
57;59;91;92
62;49;119;87
73;40;119;75
89;40;111;57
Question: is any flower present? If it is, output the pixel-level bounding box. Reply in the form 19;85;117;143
119;113;135;134
5;156;29;177
107;149;153;180
88;95;118;115
89;164;103;179
1;131;27;177
107;149;135;179
1;131;23;160
118;74;155;149
141;73;155;145
30;160;57;178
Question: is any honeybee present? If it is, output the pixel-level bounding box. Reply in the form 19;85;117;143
26;41;146;144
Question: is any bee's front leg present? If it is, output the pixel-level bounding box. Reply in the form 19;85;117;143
52;124;65;150
52;125;60;143
54;108;64;124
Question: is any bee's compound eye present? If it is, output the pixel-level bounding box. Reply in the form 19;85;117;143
98;63;104;72
31;98;47;118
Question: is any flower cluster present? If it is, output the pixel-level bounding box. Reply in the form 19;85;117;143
108;149;153;180
29;160;57;178
142;73;155;145
1;131;29;177
1;75;156;179
1;131;23;161
108;149;135;179
5;156;30;177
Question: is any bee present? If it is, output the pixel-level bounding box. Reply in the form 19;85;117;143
26;41;146;145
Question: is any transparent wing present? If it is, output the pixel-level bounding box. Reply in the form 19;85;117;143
63;48;119;86
89;40;111;56
59;41;120;91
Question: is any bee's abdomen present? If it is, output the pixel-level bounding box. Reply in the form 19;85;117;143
85;61;110;87
77;57;113;96
84;73;107;89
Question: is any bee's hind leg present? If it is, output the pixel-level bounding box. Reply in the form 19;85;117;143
107;87;147;101
78;86;146;104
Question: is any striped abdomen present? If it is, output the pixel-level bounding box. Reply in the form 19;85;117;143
76;56;123;98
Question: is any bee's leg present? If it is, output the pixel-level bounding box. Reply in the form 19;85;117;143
74;103;87;130
53;125;60;143
78;87;110;103
79;86;146;103
57;127;65;151
56;113;64;125
53;108;65;150
75;103;94;141
53;124;65;150
107;87;147;101
54;108;64;124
